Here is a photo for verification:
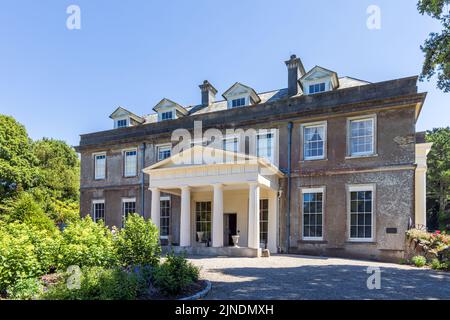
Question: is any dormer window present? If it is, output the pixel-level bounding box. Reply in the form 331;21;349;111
232;98;246;108
309;83;326;94
109;107;144;129
153;98;188;123
161;111;173;121
223;82;261;110
300;66;340;95
116;119;128;128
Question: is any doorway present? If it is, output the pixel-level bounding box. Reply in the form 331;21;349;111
223;213;237;246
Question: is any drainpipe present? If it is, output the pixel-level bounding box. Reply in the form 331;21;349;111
140;143;146;218
286;122;293;253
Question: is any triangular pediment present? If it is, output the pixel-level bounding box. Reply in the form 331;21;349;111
300;66;340;89
222;82;261;103
153;98;188;115
109;107;144;122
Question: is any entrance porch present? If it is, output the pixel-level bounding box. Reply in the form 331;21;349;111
143;146;283;257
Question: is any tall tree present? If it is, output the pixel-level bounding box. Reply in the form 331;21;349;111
426;127;450;230
0;115;38;200
417;0;450;92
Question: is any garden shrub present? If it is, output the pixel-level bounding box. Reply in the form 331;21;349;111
6;277;43;300
0;221;59;292
1;192;56;232
42;266;150;300
412;255;427;267
57;216;117;270
114;214;161;268
153;252;199;295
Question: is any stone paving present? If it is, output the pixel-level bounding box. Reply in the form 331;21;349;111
188;254;450;300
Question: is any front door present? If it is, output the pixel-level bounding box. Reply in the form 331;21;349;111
223;213;237;246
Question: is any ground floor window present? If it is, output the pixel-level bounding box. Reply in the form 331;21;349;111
195;201;211;242
260;199;269;246
302;188;324;240
349;185;374;241
160;197;170;238
122;198;136;226
92;200;105;223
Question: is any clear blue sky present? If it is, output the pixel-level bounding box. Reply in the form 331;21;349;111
0;0;448;147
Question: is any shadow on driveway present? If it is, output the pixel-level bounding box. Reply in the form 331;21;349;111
192;257;450;300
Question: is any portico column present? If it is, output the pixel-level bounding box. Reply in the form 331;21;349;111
212;184;224;247
180;186;191;247
150;188;160;231
248;183;260;249
268;190;278;253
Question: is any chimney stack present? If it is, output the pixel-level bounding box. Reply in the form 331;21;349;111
199;80;218;106
285;54;305;96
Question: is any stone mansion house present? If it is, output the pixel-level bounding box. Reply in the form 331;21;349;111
76;55;432;262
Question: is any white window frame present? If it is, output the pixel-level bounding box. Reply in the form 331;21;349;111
115;118;129;129
92;199;105;223
122;197;137;226
94;152;106;180
347;184;375;242
308;82;326;94
347;115;377;157
123;148;138;177
301;187;325;241
301;121;327;161
256;130;276;163
156;143;172;161
160;111;173;121
160;196;170;239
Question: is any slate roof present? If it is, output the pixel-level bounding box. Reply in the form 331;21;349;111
140;77;369;124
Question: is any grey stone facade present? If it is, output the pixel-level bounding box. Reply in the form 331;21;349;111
76;62;426;262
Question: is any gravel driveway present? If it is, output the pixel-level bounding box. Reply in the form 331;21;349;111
188;255;450;300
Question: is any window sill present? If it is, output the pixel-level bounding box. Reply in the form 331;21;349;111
298;240;328;244
300;158;328;162
345;240;377;245
345;154;378;160
123;175;138;179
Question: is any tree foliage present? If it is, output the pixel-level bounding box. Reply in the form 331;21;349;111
426;127;450;230
0;115;38;199
417;0;450;92
0;115;80;226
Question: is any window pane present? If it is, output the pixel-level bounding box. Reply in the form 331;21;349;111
349;189;373;239
350;119;374;155
124;151;137;177
304;125;325;160
302;191;323;239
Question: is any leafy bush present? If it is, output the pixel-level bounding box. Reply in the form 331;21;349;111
1;192;56;231
6;277;43;300
57;216;117;270
0;221;59;292
153;252;199;295
42;266;150;300
412;255;427;268
114;214;161;268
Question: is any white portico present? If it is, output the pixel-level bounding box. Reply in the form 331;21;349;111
143;145;283;257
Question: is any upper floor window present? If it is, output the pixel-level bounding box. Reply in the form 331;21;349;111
124;149;137;177
303;123;326;160
94;153;106;180
257;132;274;163
161;111;173;121
157;144;171;161
223;137;239;153
349;117;375;156
92;200;105;223
231;98;246;108
309;83;326;94
116;119;128;128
